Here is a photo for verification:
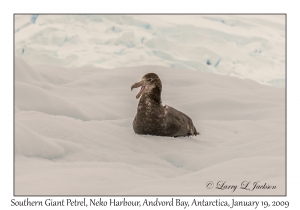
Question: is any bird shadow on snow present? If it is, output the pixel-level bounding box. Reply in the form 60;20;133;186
135;133;208;145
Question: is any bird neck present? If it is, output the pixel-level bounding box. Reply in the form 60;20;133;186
140;86;162;106
137;92;163;118
137;87;162;118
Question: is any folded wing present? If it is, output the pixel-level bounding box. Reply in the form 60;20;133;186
164;105;199;137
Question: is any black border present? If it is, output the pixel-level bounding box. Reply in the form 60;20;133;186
13;13;287;197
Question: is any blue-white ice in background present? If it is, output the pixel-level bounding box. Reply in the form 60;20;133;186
14;14;39;32
30;15;39;23
14;15;285;87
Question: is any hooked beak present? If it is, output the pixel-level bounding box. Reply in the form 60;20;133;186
131;80;146;99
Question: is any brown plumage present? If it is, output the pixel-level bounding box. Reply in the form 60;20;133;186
131;73;199;137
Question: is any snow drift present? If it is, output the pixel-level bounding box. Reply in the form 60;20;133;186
14;57;285;195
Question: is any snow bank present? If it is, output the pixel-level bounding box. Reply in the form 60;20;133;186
14;57;285;195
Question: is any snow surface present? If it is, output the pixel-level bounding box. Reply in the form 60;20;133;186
14;15;285;87
15;56;285;195
14;15;285;195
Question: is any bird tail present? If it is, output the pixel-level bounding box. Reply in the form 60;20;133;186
193;125;200;136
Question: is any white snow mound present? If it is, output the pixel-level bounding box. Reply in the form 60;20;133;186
15;57;285;195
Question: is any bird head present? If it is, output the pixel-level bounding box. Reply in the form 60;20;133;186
131;73;162;99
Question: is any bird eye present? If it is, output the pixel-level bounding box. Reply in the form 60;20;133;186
147;79;152;82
